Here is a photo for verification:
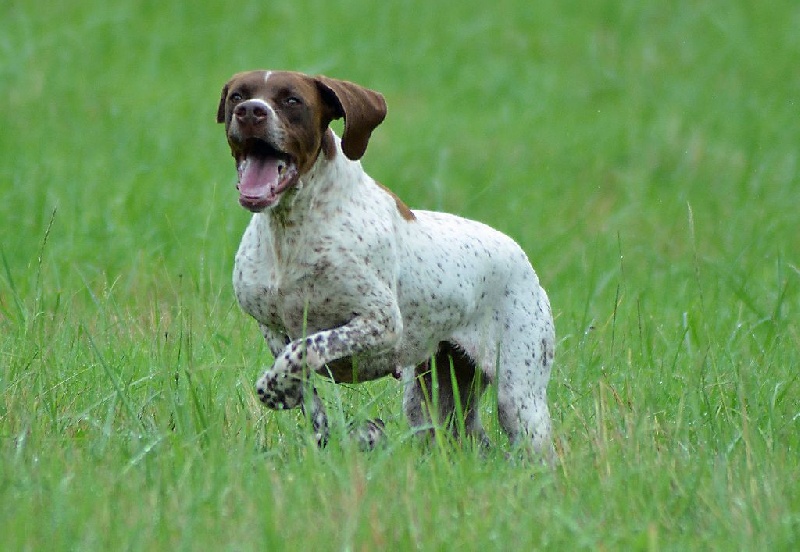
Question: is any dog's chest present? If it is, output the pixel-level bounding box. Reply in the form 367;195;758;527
232;214;360;336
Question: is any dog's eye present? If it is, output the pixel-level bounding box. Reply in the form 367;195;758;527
230;92;243;103
284;96;302;106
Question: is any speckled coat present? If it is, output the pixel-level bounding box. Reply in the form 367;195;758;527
218;70;555;458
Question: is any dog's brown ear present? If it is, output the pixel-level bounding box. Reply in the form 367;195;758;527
315;76;387;160
216;81;230;124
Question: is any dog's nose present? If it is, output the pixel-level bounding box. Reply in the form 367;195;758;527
234;101;270;125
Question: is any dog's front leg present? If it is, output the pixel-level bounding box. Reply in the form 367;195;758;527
256;322;329;446
255;305;402;410
301;387;329;447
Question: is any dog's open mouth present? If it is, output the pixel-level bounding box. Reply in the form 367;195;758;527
236;140;299;212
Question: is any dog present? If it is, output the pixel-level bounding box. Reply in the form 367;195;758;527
217;70;555;458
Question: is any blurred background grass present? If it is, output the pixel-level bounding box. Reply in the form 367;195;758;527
1;0;799;549
2;1;797;300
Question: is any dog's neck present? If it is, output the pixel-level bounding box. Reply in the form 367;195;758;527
262;131;363;229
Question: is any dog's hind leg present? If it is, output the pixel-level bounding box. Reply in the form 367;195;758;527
496;380;554;461
493;292;556;462
403;342;488;445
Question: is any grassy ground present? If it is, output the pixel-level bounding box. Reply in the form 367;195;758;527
2;0;799;549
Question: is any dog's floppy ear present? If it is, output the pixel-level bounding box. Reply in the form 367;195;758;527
315;76;387;161
216;81;230;124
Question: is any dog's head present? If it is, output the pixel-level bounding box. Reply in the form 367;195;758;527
217;70;387;212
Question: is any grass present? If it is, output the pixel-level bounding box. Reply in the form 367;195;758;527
1;0;799;549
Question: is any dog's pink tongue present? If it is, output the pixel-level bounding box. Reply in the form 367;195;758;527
239;156;281;201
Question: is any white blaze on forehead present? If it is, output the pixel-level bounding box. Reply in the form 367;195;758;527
257;71;276;113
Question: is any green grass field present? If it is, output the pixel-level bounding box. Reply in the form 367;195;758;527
2;0;798;549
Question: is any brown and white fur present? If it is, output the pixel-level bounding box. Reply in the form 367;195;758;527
217;70;555;458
